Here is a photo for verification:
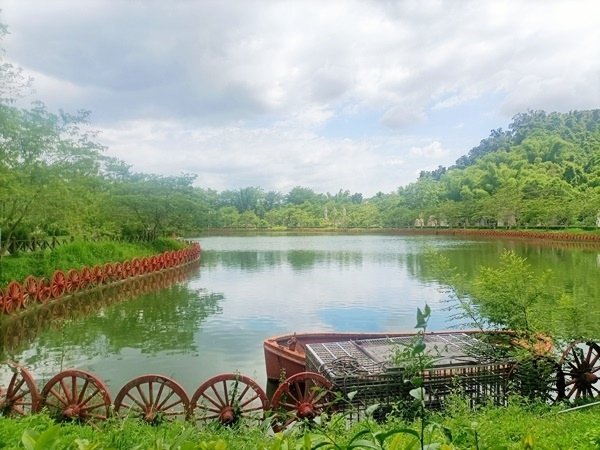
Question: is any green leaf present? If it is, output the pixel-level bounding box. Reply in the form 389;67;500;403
413;341;426;354
35;426;62;450
409;387;424;401
348;429;372;443
424;304;431;317
385;427;422;441
21;429;39;450
365;403;381;417
348;440;381;449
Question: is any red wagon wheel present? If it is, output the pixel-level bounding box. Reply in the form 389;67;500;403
36;278;51;304
270;372;337;432
103;263;115;282
559;341;600;401
114;375;189;424
165;252;174;267
131;258;142;276
4;281;24;313
0;288;4;314
92;265;105;285
190;373;269;426
123;260;133;279
148;256;157;272
65;269;81;294
114;262;124;280
0;362;41;416
50;271;66;299
41;369;111;422
22;276;38;307
80;267;92;289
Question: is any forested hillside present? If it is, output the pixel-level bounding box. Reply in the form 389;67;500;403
1;18;600;242
408;109;600;228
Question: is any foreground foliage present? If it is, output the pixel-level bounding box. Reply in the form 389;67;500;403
0;399;599;449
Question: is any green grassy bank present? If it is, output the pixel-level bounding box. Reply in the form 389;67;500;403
0;238;186;286
1;399;599;449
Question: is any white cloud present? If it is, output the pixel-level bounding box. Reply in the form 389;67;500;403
1;0;599;194
409;141;449;159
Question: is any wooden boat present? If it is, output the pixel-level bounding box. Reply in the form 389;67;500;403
263;329;504;382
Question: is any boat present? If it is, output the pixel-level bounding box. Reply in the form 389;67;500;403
263;329;507;382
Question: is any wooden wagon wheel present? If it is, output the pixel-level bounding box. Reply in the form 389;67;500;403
559;341;600;401
149;256;158;272
131;258;141;276
92;265;105;285
41;370;111;422
0;362;41;416
190;373;269;426
36;278;51;303
50;271;66;299
164;252;173;267
114;375;189;424
65;269;81;294
4;281;24;313
22;276;38;307
80;267;92;289
0;361;40;417
114;262;124;280
140;257;150;274
103;263;115;282
270;372;337;432
122;261;133;279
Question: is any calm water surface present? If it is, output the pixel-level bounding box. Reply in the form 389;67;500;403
2;234;600;393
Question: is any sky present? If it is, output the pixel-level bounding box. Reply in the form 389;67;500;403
1;0;599;197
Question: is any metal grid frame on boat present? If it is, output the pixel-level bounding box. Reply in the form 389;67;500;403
305;333;514;412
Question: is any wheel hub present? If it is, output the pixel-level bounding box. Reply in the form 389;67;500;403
584;371;598;384
64;404;81;419
297;402;316;419
219;406;236;424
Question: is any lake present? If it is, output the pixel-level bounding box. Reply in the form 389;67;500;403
2;233;599;395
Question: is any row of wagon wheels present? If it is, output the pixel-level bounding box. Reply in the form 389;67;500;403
0;363;331;432
0;243;202;315
2;342;598;430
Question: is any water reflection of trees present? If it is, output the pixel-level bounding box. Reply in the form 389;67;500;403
407;240;600;339
0;263;223;359
94;287;222;355
200;250;364;271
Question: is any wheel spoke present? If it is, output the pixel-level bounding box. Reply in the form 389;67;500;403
210;384;227;406
124;392;146;410
135;383;150;407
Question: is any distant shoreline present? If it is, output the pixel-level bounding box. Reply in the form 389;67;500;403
194;227;600;242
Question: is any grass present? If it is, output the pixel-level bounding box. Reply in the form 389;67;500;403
0;398;600;449
0;238;186;286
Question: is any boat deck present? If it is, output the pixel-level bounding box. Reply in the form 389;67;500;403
306;332;504;378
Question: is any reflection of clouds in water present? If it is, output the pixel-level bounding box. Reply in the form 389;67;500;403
193;237;450;337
